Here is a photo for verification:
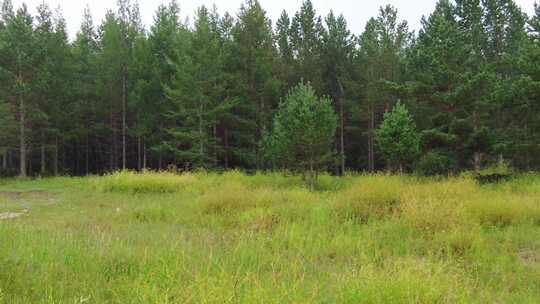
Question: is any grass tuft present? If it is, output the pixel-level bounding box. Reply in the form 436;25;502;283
331;174;403;222
93;171;197;194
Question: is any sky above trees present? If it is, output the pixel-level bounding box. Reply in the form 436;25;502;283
12;0;538;38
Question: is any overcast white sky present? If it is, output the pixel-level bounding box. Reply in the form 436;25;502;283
10;0;538;38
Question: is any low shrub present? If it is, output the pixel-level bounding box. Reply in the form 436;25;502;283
416;151;456;176
0;168;18;178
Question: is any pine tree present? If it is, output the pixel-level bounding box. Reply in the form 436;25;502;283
72;6;99;174
165;6;232;169
503;1;540;169
147;0;182;169
34;3;57;175
231;0;279;169
482;0;527;165
0;4;35;176
358;5;411;171
48;8;72;175
406;0;464;171
290;0;325;92
454;0;492;170
0;100;16;172
322;11;354;174
375;101;420;173
129;31;152;171
117;0;143;170
267;82;337;189
0;0;537;175
97;11;123;171
215;11;240;169
275;11;295;92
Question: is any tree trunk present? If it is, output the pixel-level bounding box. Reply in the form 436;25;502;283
62;141;66;174
2;150;6;170
54;137;59;176
41;134;46;176
110;103;115;171
224;128;229;170
474;152;482;173
19;92;26;177
143;141;147;171
339;96;345;175
122;71;127;171
472;110;481;172
85;135;90;175
309;158;315;191
199;102;204;166
137;135;141;171
28;148;32;175
213;124;218;168
74;142;78;176
368;104;375;172
7;150;12;169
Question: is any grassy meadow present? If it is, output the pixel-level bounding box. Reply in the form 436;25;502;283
1;171;540;303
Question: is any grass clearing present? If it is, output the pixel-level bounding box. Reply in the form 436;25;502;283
1;172;540;303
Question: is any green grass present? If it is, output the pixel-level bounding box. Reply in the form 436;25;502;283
1;171;540;303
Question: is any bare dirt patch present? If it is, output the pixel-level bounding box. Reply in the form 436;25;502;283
0;190;59;206
0;190;59;216
0;210;28;220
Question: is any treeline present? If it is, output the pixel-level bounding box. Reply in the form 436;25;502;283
0;0;539;176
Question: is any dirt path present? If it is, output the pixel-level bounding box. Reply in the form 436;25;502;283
0;190;59;220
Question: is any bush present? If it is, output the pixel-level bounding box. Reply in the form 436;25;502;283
474;162;515;184
416;151;455;176
0;168;18;178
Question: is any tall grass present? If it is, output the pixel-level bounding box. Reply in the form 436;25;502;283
2;171;540;303
92;170;198;194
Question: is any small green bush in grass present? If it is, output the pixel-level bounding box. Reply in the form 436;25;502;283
416;151;456;176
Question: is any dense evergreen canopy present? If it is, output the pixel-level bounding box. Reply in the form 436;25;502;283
1;0;539;176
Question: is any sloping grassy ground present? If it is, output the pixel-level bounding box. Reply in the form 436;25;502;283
1;171;540;303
